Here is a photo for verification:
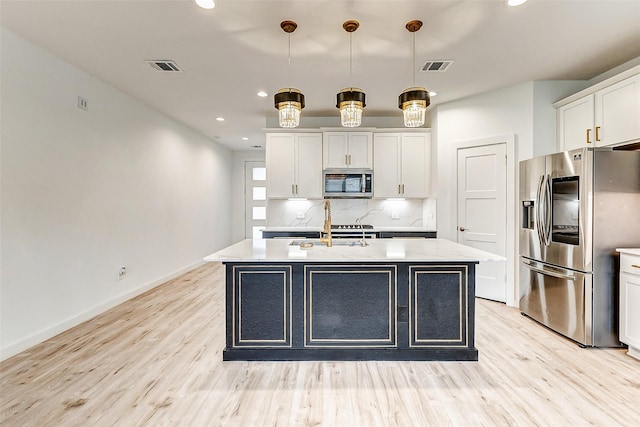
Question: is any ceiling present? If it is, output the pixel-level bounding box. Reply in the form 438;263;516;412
2;0;640;151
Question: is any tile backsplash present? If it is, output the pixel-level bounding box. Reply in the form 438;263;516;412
267;198;436;229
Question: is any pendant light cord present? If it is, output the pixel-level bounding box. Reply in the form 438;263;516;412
412;31;416;86
288;33;292;86
349;32;353;87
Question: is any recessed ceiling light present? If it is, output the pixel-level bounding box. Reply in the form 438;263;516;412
429;91;438;97
507;0;527;6
216;117;225;122
257;91;268;97
195;0;215;9
242;137;249;141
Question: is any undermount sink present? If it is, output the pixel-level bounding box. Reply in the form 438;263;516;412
289;239;368;247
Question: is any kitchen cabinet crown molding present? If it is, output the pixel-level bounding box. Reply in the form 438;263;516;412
553;64;640;108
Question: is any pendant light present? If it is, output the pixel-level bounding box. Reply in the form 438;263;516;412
337;20;365;128
399;20;430;128
274;21;305;128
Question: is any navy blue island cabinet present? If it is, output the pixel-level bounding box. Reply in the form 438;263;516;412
222;261;477;361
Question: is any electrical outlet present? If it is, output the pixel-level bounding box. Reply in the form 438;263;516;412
77;96;88;111
118;266;126;280
296;212;305;219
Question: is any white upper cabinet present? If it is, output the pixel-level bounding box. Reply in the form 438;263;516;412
373;132;431;198
266;133;323;199
594;75;640;146
557;95;594;151
373;134;402;197
323;132;373;169
556;70;640;151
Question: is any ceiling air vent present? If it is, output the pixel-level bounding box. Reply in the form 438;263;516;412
421;60;453;72
146;60;183;72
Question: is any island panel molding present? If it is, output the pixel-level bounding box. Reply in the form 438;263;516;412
304;265;397;348
231;265;293;348
409;266;470;348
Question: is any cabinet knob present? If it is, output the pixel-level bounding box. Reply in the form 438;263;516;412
459;226;466;232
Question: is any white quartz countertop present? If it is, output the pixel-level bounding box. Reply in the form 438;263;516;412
617;248;640;256
204;238;504;263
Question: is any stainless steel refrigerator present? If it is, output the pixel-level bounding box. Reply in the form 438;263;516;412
519;147;640;347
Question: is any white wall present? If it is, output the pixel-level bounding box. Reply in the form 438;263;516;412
436;82;533;243
435;80;588;305
0;29;232;360
435;80;588;240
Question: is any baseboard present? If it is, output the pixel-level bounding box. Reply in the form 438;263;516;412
0;261;204;361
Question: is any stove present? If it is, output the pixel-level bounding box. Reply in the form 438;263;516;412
332;224;374;230
330;224;376;238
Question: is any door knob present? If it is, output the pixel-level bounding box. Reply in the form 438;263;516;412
459;226;466;232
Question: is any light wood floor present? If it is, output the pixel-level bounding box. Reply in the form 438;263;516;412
1;263;639;426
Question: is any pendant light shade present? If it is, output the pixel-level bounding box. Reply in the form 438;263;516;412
275;88;305;128
399;20;430;127
275;21;304;128
337;87;366;128
337;20;365;127
399;87;429;128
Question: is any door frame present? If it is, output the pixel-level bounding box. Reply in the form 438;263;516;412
453;133;518;307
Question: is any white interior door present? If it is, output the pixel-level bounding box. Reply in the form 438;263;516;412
457;144;507;302
245;161;267;239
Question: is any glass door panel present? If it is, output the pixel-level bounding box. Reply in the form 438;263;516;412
551;176;580;245
245;161;266;239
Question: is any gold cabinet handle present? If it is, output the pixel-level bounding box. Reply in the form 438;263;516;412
292;184;296;195
632;264;640;269
595;126;601;142
586;128;592;144
401;184;405;194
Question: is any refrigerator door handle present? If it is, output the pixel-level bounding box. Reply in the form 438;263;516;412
537;174;552;247
543;174;552;246
536;175;545;245
522;261;576;281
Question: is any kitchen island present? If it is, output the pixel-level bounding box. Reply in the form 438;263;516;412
204;238;502;361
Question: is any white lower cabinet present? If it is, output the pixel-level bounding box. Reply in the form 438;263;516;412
619;250;640;360
373;132;431;198
266;133;323;198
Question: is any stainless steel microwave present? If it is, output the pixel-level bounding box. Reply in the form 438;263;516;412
323;169;373;198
